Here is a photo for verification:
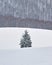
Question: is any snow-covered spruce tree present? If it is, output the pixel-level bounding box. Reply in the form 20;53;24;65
20;30;32;48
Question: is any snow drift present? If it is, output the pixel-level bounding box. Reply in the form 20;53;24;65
0;47;52;65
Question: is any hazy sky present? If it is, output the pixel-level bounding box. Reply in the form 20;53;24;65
0;28;52;50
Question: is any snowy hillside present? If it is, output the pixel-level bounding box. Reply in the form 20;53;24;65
0;47;52;65
0;0;52;21
0;28;52;49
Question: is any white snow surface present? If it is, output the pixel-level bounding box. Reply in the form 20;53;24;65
0;47;52;65
0;28;52;49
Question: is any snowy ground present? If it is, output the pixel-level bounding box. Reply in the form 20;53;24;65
0;28;52;65
0;47;52;65
0;28;52;49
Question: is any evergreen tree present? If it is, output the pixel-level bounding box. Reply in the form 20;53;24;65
20;30;32;48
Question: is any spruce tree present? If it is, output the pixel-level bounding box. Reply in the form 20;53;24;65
20;30;32;48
